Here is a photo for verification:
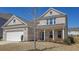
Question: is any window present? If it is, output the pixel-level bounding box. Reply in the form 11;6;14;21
49;31;53;38
47;18;55;25
57;31;62;38
13;19;16;23
47;19;49;25
54;18;55;24
50;18;53;25
50;11;52;14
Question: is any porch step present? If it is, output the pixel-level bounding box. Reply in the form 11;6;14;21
54;40;64;43
37;39;64;43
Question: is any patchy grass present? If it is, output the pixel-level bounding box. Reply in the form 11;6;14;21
0;41;78;51
74;36;79;43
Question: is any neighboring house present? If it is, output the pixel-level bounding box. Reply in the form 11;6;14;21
68;28;79;43
68;28;79;36
0;13;12;39
2;8;68;42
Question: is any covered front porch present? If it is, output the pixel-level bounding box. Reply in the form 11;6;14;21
35;24;66;42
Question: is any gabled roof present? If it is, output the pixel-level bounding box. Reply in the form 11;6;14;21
0;13;12;20
0;13;13;27
2;15;29;28
38;8;66;19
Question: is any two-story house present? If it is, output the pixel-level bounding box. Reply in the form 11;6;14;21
29;8;68;42
2;8;68;42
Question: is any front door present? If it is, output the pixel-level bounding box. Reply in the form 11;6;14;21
40;32;44;40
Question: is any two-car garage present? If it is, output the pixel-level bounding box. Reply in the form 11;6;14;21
6;31;23;41
3;28;28;42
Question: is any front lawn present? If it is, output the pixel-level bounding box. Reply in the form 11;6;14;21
0;41;78;51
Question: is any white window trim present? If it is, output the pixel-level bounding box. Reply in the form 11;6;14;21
47;18;55;25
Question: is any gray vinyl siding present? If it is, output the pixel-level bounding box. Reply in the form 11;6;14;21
28;27;34;41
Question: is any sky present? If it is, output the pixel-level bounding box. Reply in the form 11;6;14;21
0;7;78;28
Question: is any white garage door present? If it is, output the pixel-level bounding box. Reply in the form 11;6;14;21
6;31;23;41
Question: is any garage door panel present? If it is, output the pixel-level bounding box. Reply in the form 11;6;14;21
6;31;23;41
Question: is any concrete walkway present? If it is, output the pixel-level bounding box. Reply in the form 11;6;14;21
0;41;19;45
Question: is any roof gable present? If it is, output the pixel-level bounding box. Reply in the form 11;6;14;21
2;15;27;27
39;8;66;18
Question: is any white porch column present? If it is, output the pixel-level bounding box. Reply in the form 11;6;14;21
23;28;28;41
62;29;64;39
52;30;54;40
44;29;45;41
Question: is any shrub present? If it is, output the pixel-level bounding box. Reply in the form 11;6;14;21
64;38;72;45
69;36;75;44
0;37;2;41
64;36;75;45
